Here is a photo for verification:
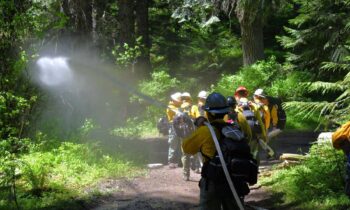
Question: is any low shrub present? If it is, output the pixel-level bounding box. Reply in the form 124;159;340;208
0;140;145;210
261;143;350;209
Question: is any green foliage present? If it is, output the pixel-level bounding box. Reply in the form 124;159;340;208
277;0;350;127
115;70;180;138
111;118;158;138
150;1;242;76
284;109;319;131
112;40;142;68
269;71;312;101
284;58;350;126
213;57;289;97
261;143;349;209
212;57;319;129
138;70;180;103
0;92;36;138
0;140;144;209
279;0;350;76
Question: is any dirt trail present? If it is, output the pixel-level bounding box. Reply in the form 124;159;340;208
90;131;319;210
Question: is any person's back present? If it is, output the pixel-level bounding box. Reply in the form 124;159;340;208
166;92;183;168
182;92;254;210
233;87;267;161
253;89;279;132
237;98;267;161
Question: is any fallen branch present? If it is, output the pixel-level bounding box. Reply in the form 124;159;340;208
279;153;307;161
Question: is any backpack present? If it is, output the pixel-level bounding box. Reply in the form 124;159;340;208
157;116;169;135
172;112;195;138
267;96;287;130
202;122;258;192
239;101;262;135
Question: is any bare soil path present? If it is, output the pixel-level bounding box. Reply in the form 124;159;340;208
90;131;319;210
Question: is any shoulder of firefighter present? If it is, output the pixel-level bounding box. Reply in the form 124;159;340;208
191;104;201;118
181;101;197;118
250;103;267;140
182;120;222;163
332;121;350;151
269;103;278;128
166;101;181;122
237;112;253;144
254;102;271;130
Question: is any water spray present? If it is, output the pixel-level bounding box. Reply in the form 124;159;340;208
36;57;73;87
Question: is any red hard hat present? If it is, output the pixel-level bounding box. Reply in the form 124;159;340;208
234;86;249;97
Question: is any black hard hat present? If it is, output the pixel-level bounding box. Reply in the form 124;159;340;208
227;96;237;108
204;92;230;114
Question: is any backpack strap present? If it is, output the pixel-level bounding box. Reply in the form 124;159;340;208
204;122;245;210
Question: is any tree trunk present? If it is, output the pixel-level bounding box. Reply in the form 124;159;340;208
240;17;264;66
76;0;93;42
117;0;135;121
118;0;135;48
135;0;151;78
235;0;265;66
61;0;93;48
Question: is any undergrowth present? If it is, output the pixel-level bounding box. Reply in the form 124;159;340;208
260;143;350;209
0;139;145;210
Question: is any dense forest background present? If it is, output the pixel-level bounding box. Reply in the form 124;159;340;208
1;0;350;209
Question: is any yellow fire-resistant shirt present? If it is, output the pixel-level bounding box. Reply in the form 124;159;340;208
182;116;252;163
181;101;197;119
191;102;206;118
253;100;278;130
236;97;267;142
166;101;181;122
332;121;350;150
250;104;267;142
269;104;278;128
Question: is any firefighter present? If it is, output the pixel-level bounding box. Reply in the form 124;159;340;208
166;92;182;168
182;92;252;209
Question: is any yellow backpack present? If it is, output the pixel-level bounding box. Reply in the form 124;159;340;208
332;121;350;150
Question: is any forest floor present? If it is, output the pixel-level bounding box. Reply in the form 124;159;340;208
88;131;319;210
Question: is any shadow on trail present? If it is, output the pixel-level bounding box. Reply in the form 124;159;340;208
89;195;199;210
246;192;301;210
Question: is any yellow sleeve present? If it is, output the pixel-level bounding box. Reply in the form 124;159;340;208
182;126;217;162
237;112;252;144
166;103;178;122
191;105;200;118
271;105;278;127
166;108;175;122
253;107;267;141
263;105;271;130
332;121;350;150
182;127;206;155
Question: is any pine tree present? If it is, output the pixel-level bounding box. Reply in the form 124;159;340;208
281;0;350;126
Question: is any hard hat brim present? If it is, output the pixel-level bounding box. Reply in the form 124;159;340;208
254;94;266;98
205;106;231;114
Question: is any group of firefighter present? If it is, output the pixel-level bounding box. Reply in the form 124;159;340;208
165;87;283;209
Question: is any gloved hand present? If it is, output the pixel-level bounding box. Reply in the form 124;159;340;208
194;116;207;127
